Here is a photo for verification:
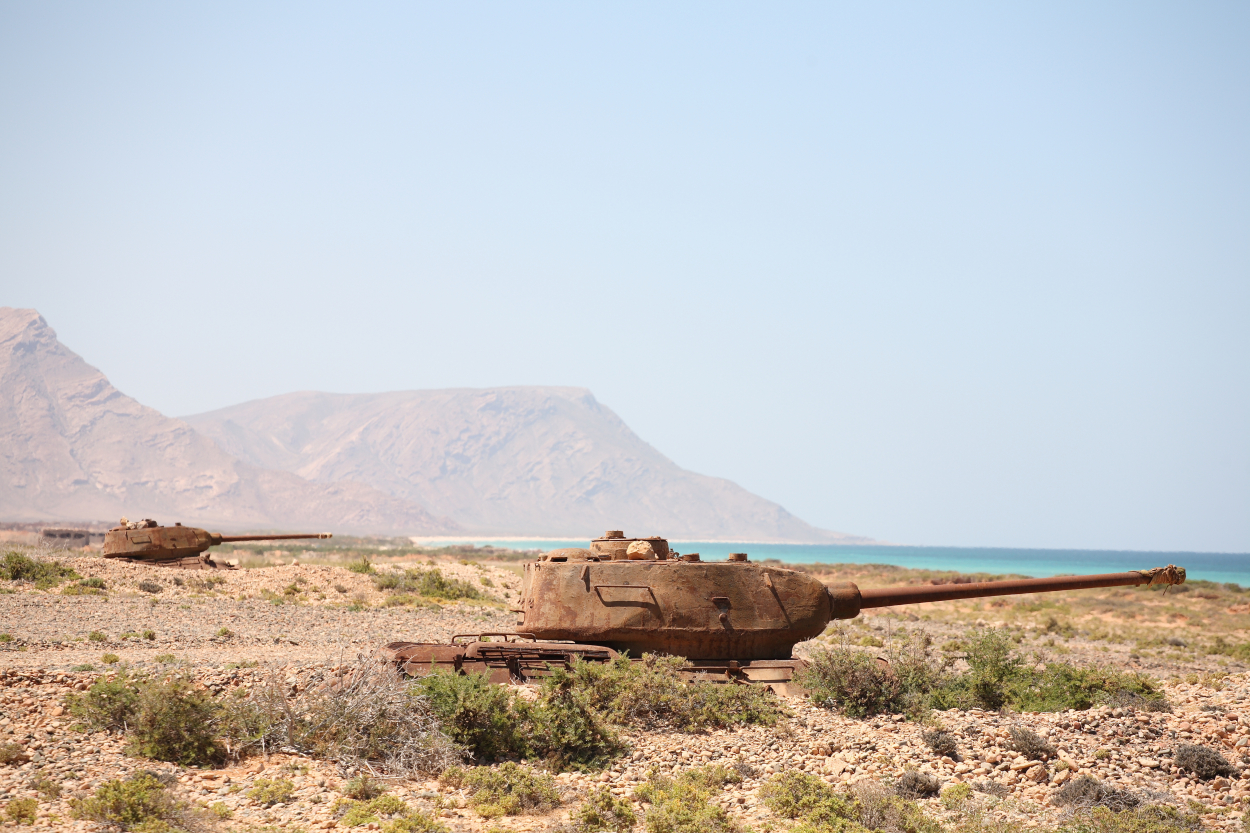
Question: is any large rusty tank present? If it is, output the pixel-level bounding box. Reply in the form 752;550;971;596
385;530;1185;691
103;518;331;569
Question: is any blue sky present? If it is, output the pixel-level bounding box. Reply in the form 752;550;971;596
2;2;1247;552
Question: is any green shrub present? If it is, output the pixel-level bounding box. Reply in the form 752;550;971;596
1013;664;1166;712
955;628;1021;710
142;630;156;640
67;668;142;731
63;579;106;596
530;671;622;771
0;552;79;589
415;671;533;761
439;762;561;818
342;774;388;800
381;813;448;833
248;778;295;806
0;633;11;642
89;630;108;642
636;766;743;833
760;770;858;831
415;667;620;771
1206;637;1250;662
102;653;121;665
940;782;972;809
138;580;163;594
4;797;37;825
70;772;182;831
32;775;62;800
571;786;637;833
347;555;375;574
923;628;1168;714
1051;804;1202;833
340;795;410;825
553;654;781;730
372;567;486;601
799;645;904;718
125;675;223;766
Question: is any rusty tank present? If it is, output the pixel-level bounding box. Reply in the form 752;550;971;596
385;530;1185;691
102;518;332;569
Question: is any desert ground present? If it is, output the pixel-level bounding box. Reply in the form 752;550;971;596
1;542;1248;833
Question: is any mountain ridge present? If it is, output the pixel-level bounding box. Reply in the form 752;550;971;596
1;306;868;543
0;307;457;534
185;387;868;542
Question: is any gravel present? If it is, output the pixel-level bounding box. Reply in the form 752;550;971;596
2;551;1249;832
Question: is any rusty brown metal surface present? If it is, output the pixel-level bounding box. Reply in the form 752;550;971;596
384;530;1187;687
519;548;831;661
101;518;331;568
856;565;1186;609
384;635;618;683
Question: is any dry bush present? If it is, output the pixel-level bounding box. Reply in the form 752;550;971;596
1006;726;1056;760
222;653;461;777
1052;775;1141;811
895;770;940;799
921;729;958;757
1174;744;1235;780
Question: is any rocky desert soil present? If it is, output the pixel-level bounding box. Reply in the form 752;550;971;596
2;547;1248;832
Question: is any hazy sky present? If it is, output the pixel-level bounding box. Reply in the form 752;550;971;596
2;3;1247;553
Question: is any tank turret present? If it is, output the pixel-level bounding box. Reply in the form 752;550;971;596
385;530;1185;690
102;518;331;569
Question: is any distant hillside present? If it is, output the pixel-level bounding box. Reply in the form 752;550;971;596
0;307;456;534
185;388;869;542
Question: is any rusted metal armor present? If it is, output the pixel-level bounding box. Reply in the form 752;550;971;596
102;518;331;569
384;530;1186;693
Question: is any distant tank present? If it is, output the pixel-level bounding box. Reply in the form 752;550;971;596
385;530;1186;692
102;518;331;570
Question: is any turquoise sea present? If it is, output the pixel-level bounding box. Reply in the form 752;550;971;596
425;538;1250;588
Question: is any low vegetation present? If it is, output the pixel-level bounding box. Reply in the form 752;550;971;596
0;551;79;589
416;666;620;771
635;765;743;833
570;786;637;833
247;778;295;806
548;654;783;731
223;656;460;775
801;627;1168;717
1173;744;1235;780
4;797;38;825
372;566;488;602
67;670;223;765
70;772;185;831
439;762;561;818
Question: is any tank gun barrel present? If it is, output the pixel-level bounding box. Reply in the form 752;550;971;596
832;565;1185;619
215;532;333;544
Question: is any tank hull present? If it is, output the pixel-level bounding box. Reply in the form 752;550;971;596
519;559;832;660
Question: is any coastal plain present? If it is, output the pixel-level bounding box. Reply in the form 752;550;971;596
1;546;1248;832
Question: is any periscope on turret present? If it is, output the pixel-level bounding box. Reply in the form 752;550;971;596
102;518;331;570
384;530;1185;694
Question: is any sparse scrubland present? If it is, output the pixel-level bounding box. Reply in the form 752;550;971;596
1;546;1248;833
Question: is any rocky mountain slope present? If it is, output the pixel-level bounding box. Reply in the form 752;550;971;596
0;307;455;533
184;388;864;541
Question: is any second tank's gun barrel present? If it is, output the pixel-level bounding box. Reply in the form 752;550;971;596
214;532;333;544
829;565;1185;619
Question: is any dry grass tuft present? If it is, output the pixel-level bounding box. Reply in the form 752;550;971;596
222;653;461;777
